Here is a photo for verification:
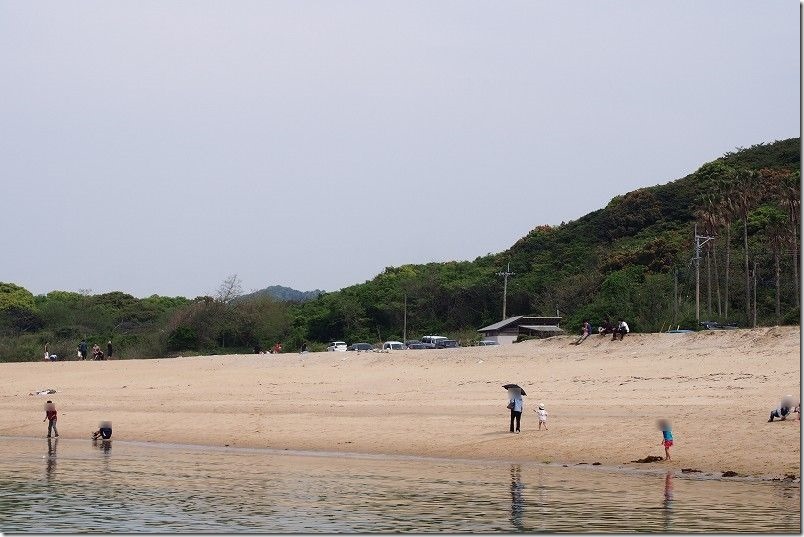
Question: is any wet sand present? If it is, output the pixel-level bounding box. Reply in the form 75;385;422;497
1;326;799;479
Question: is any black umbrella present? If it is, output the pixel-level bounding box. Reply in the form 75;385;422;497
502;384;526;396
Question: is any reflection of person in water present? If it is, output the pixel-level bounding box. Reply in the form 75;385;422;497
93;437;112;454
663;472;674;532
46;436;58;480
509;465;524;532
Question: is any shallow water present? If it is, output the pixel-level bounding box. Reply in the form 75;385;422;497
0;437;799;533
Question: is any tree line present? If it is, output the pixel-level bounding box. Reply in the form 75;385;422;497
0;138;799;362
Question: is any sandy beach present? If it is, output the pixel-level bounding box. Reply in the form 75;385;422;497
1;327;799;479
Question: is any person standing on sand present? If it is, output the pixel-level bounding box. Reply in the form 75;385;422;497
43;400;59;438
107;340;113;359
509;393;523;433
658;419;673;460
78;338;88;360
535;403;548;430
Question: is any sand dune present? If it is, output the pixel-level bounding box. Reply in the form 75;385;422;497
1;326;799;479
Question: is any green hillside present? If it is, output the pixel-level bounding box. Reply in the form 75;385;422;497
0;138;799;361
291;138;800;343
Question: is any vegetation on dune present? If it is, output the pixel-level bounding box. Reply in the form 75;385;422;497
0;138;799;361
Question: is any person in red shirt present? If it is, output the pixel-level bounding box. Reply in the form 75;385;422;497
43;400;59;438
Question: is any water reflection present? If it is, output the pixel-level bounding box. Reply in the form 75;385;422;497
45;437;57;481
509;465;524;531
663;471;674;533
1;438;799;533
93;438;112;455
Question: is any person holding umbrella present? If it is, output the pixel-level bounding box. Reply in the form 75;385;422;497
503;384;526;433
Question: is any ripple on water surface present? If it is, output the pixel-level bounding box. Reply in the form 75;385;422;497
0;437;799;533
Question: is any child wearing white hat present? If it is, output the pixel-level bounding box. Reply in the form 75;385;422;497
535;403;548;430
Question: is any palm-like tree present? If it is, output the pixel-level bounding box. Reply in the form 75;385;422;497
732;169;758;324
714;174;737;322
780;171;801;308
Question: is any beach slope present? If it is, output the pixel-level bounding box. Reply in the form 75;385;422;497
1;326;799;479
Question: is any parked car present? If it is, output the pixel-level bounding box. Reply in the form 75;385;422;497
326;341;348;352
475;340;499;346
382;341;405;350
405;340;434;350
699;321;739;330
347;342;374;352
421;335;448;346
435;339;459;349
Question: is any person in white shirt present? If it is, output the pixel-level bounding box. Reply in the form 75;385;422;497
613;319;630;341
535;404;548;430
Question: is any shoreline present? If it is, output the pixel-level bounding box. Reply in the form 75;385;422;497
1;327;799;480
3;433;798;485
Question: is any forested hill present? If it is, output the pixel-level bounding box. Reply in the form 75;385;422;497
239;285;323;303
0;138;799;361
294;138;800;344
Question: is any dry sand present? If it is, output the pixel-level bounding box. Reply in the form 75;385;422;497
1;327;799;479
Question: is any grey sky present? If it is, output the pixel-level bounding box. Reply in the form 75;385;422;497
1;1;799;298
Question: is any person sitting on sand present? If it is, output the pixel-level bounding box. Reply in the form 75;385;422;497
573;320;591;345
598;319;614;336
613;319;630;341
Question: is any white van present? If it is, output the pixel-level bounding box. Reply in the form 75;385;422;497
421;335;447;346
382;341;405;350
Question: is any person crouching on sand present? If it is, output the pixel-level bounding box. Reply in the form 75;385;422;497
768;395;796;422
92;421;112;440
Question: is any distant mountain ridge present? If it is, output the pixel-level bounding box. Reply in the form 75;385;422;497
242;285;324;303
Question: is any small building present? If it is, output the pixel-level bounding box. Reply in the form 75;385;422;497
477;315;564;344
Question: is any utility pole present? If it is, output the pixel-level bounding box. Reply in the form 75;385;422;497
694;224;715;325
497;262;515;320
403;294;407;343
752;260;757;328
673;268;678;323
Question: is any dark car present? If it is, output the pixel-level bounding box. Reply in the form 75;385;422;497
435;339;459;349
405;340;434;349
347;342;374;352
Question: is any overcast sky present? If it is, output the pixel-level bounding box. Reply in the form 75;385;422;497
1;1;799;298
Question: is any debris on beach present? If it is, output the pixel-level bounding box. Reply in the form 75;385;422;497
29;389;56;396
721;470;739;477
681;468;702;473
630;455;664;463
592;462;601;466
